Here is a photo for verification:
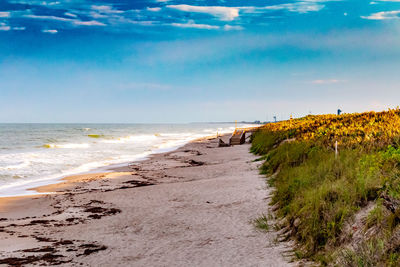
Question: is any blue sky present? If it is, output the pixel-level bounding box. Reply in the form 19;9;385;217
1;0;400;123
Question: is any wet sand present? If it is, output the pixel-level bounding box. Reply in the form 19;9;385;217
0;135;294;266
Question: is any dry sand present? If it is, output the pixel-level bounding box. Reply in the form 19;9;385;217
0;135;294;266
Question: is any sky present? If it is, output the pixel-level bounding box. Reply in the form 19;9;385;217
0;0;400;123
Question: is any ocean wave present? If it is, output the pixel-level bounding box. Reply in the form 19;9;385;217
203;128;216;133
0;161;30;170
88;134;105;138
152;133;206;153
43;143;90;149
154;140;187;150
101;134;158;144
157;132;193;137
0;123;250;197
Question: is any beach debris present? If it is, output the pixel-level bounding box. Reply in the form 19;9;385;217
123;180;154;187
381;193;400;216
218;138;230;147
116;180;154;190
0;253;68;266
34;236;57;243
21;246;56;253
83;206;121;220
78;244;107;256
88;200;105;204
185;159;204;166
183;149;202;155
29;219;54;225
53;240;74;246
0;238;108;265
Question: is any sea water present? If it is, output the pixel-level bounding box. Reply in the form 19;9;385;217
0;123;255;197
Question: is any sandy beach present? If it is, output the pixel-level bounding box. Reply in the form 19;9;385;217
0;135;293;266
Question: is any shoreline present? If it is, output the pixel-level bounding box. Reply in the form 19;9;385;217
0;133;226;199
0;131;293;266
28;134;223;196
0;133;231;209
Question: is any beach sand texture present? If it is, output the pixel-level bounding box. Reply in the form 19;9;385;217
0;136;293;266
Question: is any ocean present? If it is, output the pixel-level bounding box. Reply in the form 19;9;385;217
0;123;255;197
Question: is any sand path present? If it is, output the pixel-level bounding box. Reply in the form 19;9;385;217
0;137;293;266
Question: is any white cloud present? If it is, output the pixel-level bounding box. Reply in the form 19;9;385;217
88;5;123;19
127;20;156;26
24;14;73;22
91;5;123;14
147;7;161;12
167;1;330;22
170;21;220;29
361;10;400;20
167;5;240;21
0;12;10;18
13;26;26;30
42;29;58;34
24;14;106;26
0;24;11;31
248;1;326;14
311;79;346;84
65;12;77;18
73;20;105;26
41;1;60;6
224;25;244;30
8;0;60;5
3;0;334;32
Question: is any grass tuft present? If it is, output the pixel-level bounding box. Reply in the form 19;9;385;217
253;215;269;231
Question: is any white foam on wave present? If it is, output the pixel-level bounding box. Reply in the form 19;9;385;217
151;133;209;153
101;134;158;144
43;143;90;149
157;132;193;137
0;160;30;171
152;139;189;153
0;123;260;197
0;151;151;197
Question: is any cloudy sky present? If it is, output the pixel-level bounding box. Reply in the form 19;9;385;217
0;0;400;123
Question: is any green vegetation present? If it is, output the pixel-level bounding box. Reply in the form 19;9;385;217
251;110;400;265
253;214;270;231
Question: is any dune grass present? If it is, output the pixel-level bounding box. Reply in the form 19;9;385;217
251;109;400;265
253;215;270;232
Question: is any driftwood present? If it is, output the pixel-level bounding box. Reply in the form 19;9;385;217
381;193;400;215
218;138;230;147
